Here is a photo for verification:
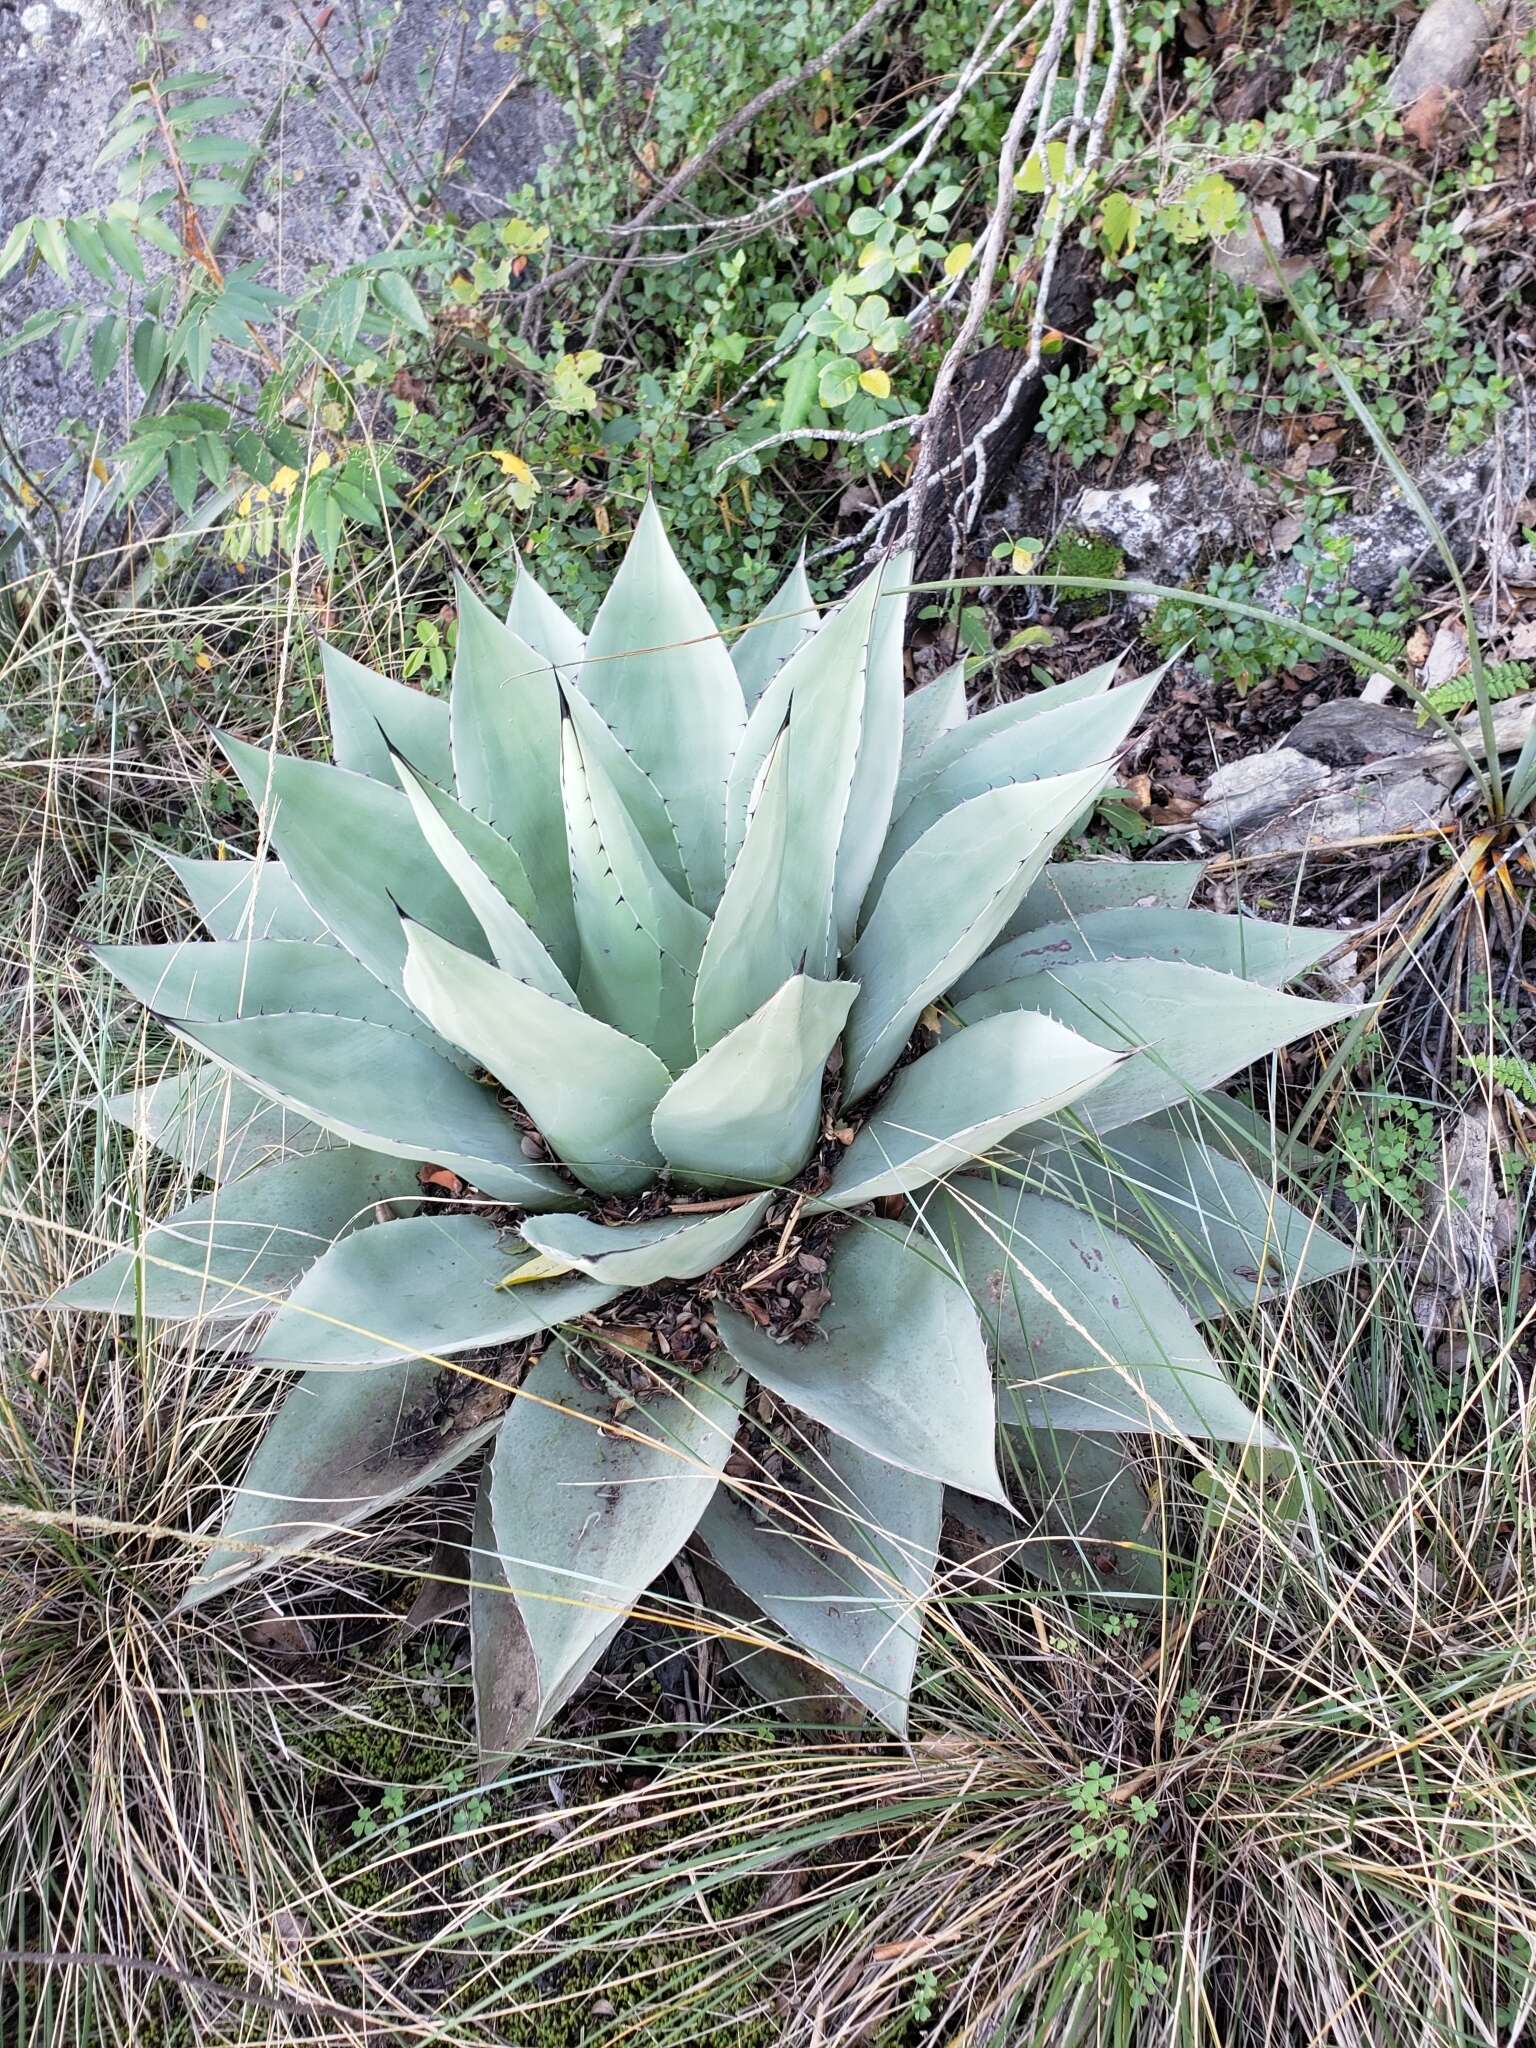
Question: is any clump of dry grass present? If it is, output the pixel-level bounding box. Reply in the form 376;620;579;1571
3;574;1534;2047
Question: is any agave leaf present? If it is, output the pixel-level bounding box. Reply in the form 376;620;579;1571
507;562;586;679
949;1430;1164;1600
1037;1117;1356;1315
562;714;708;1072
216;733;485;994
106;1066;337;1181
254;1214;616;1368
871;665;1164;901
693;735;793;1052
928;1179;1281;1443
562;680;691;895
450;580;578;978
402;920;670;1195
469;1466;542;1764
469;1471;628;1767
833;549;911;951
95;939;448;1046
952;960;1352;1139
391;753;574;1004
892;655;1127;823
996;858;1206;948
169;1012;574;1207
698;1435;939;1736
654;975;857;1192
481;1339;743;1740
52;1146;421;1320
731;554;817;707
893;660;966;813
180;1356;504;1607
716;1220;1003;1500
842;765;1109;1105
818;1011;1122;1209
702;570;880;1034
161;853;332;944
520;1194;773;1286
320;641;452;785
950;907;1339;1004
689;1554;859;1726
576;498;745;910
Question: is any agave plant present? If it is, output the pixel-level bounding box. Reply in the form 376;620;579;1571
58;500;1355;1749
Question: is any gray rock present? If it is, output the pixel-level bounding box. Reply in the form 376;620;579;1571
1252;432;1536;612
1194;748;1333;839
1283;699;1427;766
1075;459;1262;590
2;0;566;481
1387;0;1506;108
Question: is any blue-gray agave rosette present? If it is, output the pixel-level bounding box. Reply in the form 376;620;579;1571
58;501;1354;1750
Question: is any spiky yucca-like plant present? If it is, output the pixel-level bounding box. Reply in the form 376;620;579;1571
58;501;1355;1750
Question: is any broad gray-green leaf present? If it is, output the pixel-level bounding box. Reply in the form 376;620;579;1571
162;853;331;944
562;713;708;1072
833;549;911;950
402;920;670;1195
893;661;966;813
1037;1118;1356;1315
217;732;485;993
731;554;817;707
449;581;577;977
181;1355;504;1606
53;1146;419;1320
892;654;1127;822
520;1194;772;1286
997;858;1206;948
569;680;691;881
254;1214;615;1368
819;1011;1121;1208
701;569;881;1032
483;1340;743;1733
391;753;574;1004
576;497;745;910
950;1430;1163;1600
693;735;793;1051
952;960;1352;1138
654;975;857;1191
170;1012;573;1207
951;907;1338;1004
699;1436;939;1736
320;640;451;785
716;1220;1002;1499
871;665;1163;901
106;1065;337;1181
507;562;585;680
95;939;446;1044
927;1180;1281;1443
690;1554;858;1726
843;765;1108;1105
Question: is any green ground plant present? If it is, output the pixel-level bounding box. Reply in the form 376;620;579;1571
49;502;1356;1756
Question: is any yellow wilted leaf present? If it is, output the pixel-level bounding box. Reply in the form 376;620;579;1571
858;367;892;399
269;466;300;497
192;10;208;25
89;456;111;484
307;449;332;477
17;479;39;509
487;448;534;485
943;241;974;278
194;651;213;672
498;1253;577;1287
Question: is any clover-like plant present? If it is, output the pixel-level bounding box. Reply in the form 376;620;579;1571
57;500;1355;1751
